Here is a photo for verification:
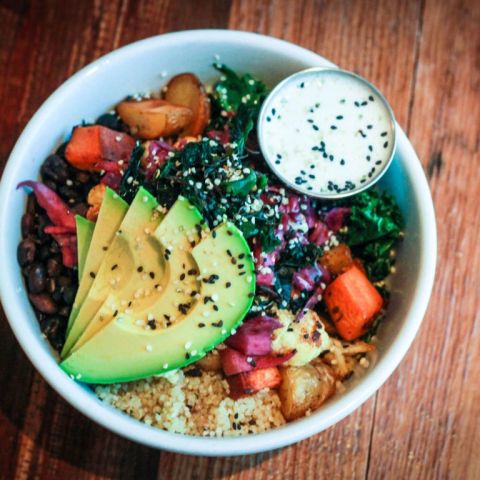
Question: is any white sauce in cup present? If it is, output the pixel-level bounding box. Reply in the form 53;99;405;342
258;68;396;198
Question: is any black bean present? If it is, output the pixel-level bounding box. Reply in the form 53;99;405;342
38;244;51;261
18;239;36;266
47;278;56;294
58;185;79;201
57;275;71;287
71;202;87;217
28;293;57;314
21;213;35;236
47;257;62;277
57;305;71;317
36;216;50;240
62;285;76;305
52;286;64;303
41;154;69;183
26;194;36;214
41;315;66;350
49;240;60;255
75;171;91;183
28;263;47;293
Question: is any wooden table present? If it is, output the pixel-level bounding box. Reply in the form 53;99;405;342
0;0;478;478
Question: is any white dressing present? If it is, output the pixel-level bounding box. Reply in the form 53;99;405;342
259;69;395;197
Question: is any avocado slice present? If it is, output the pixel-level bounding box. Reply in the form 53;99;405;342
76;216;94;281
62;187;162;357
66;188;128;337
60;222;255;384
71;196;204;352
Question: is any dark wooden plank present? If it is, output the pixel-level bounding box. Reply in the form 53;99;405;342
367;1;480;479
158;0;423;476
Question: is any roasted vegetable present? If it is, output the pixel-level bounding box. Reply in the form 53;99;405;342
278;364;336;421
86;184;107;221
324;264;383;340
221;347;294;376
65;126;135;171
116;99;193;139
195;350;222;372
164;73;210;136
227;367;282;399
319;243;354;276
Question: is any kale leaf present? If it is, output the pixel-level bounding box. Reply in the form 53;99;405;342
213;63;268;112
341;189;403;281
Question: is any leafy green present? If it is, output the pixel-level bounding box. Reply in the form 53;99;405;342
341;189;403;281
119;143;144;203
225;171;257;197
213;63;268;112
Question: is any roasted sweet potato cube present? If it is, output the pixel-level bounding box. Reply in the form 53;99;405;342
324;265;383;341
227;367;281;399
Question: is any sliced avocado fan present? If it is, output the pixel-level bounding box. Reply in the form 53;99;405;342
62;187;162;357
60;220;255;384
75;216;94;281
70;196;204;352
66;188;128;338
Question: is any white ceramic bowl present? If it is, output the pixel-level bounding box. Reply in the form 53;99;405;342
0;30;436;456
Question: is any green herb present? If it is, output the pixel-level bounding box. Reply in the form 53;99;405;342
213;63;268;112
119;143;144;202
341;189;403;281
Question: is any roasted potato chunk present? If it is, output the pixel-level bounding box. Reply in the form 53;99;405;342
195;350;222;372
164;73;210;136
116;99;193;139
278;364;336;421
319;243;353;276
86;184;106;221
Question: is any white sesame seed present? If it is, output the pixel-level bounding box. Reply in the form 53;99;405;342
145;344;153;352
203;311;210;317
142;196;148;203
221;329;227;335
163;363;169;369
211;294;219;301
185;341;192;349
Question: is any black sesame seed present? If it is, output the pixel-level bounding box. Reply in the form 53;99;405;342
367;124;373;129
369;95;374;101
185;353;190;359
188;268;197;275
336;115;344;120
248;292;255;298
330;125;337;130
367;155;371;161
147;319;156;330
180;273;185;280
361;101;368;106
137;266;143;273
227;231;232;236
383;141;389;148
198;323;205;328
111;264;118;271
102;246;108;251
299;81;305;88
212;230;217;238
213;305;219;311
329;154;334;161
307;119;314;123
226;282;231;288
381;131;388;137
309;174;315;179
340;159;345;165
212;320;223;327
312;125;319;131
149;272;155;279
275;160;281;165
354;101;360;107
113;310;118;317
89;272;95;279
375;160;382;165
266;116;271;122
368;145;373;152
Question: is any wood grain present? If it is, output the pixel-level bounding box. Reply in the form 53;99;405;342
0;1;478;479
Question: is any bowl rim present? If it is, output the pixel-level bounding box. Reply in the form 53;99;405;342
0;29;437;456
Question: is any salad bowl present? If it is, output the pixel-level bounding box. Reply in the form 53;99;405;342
0;30;436;455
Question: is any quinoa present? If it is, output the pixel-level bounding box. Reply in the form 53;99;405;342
95;369;285;436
